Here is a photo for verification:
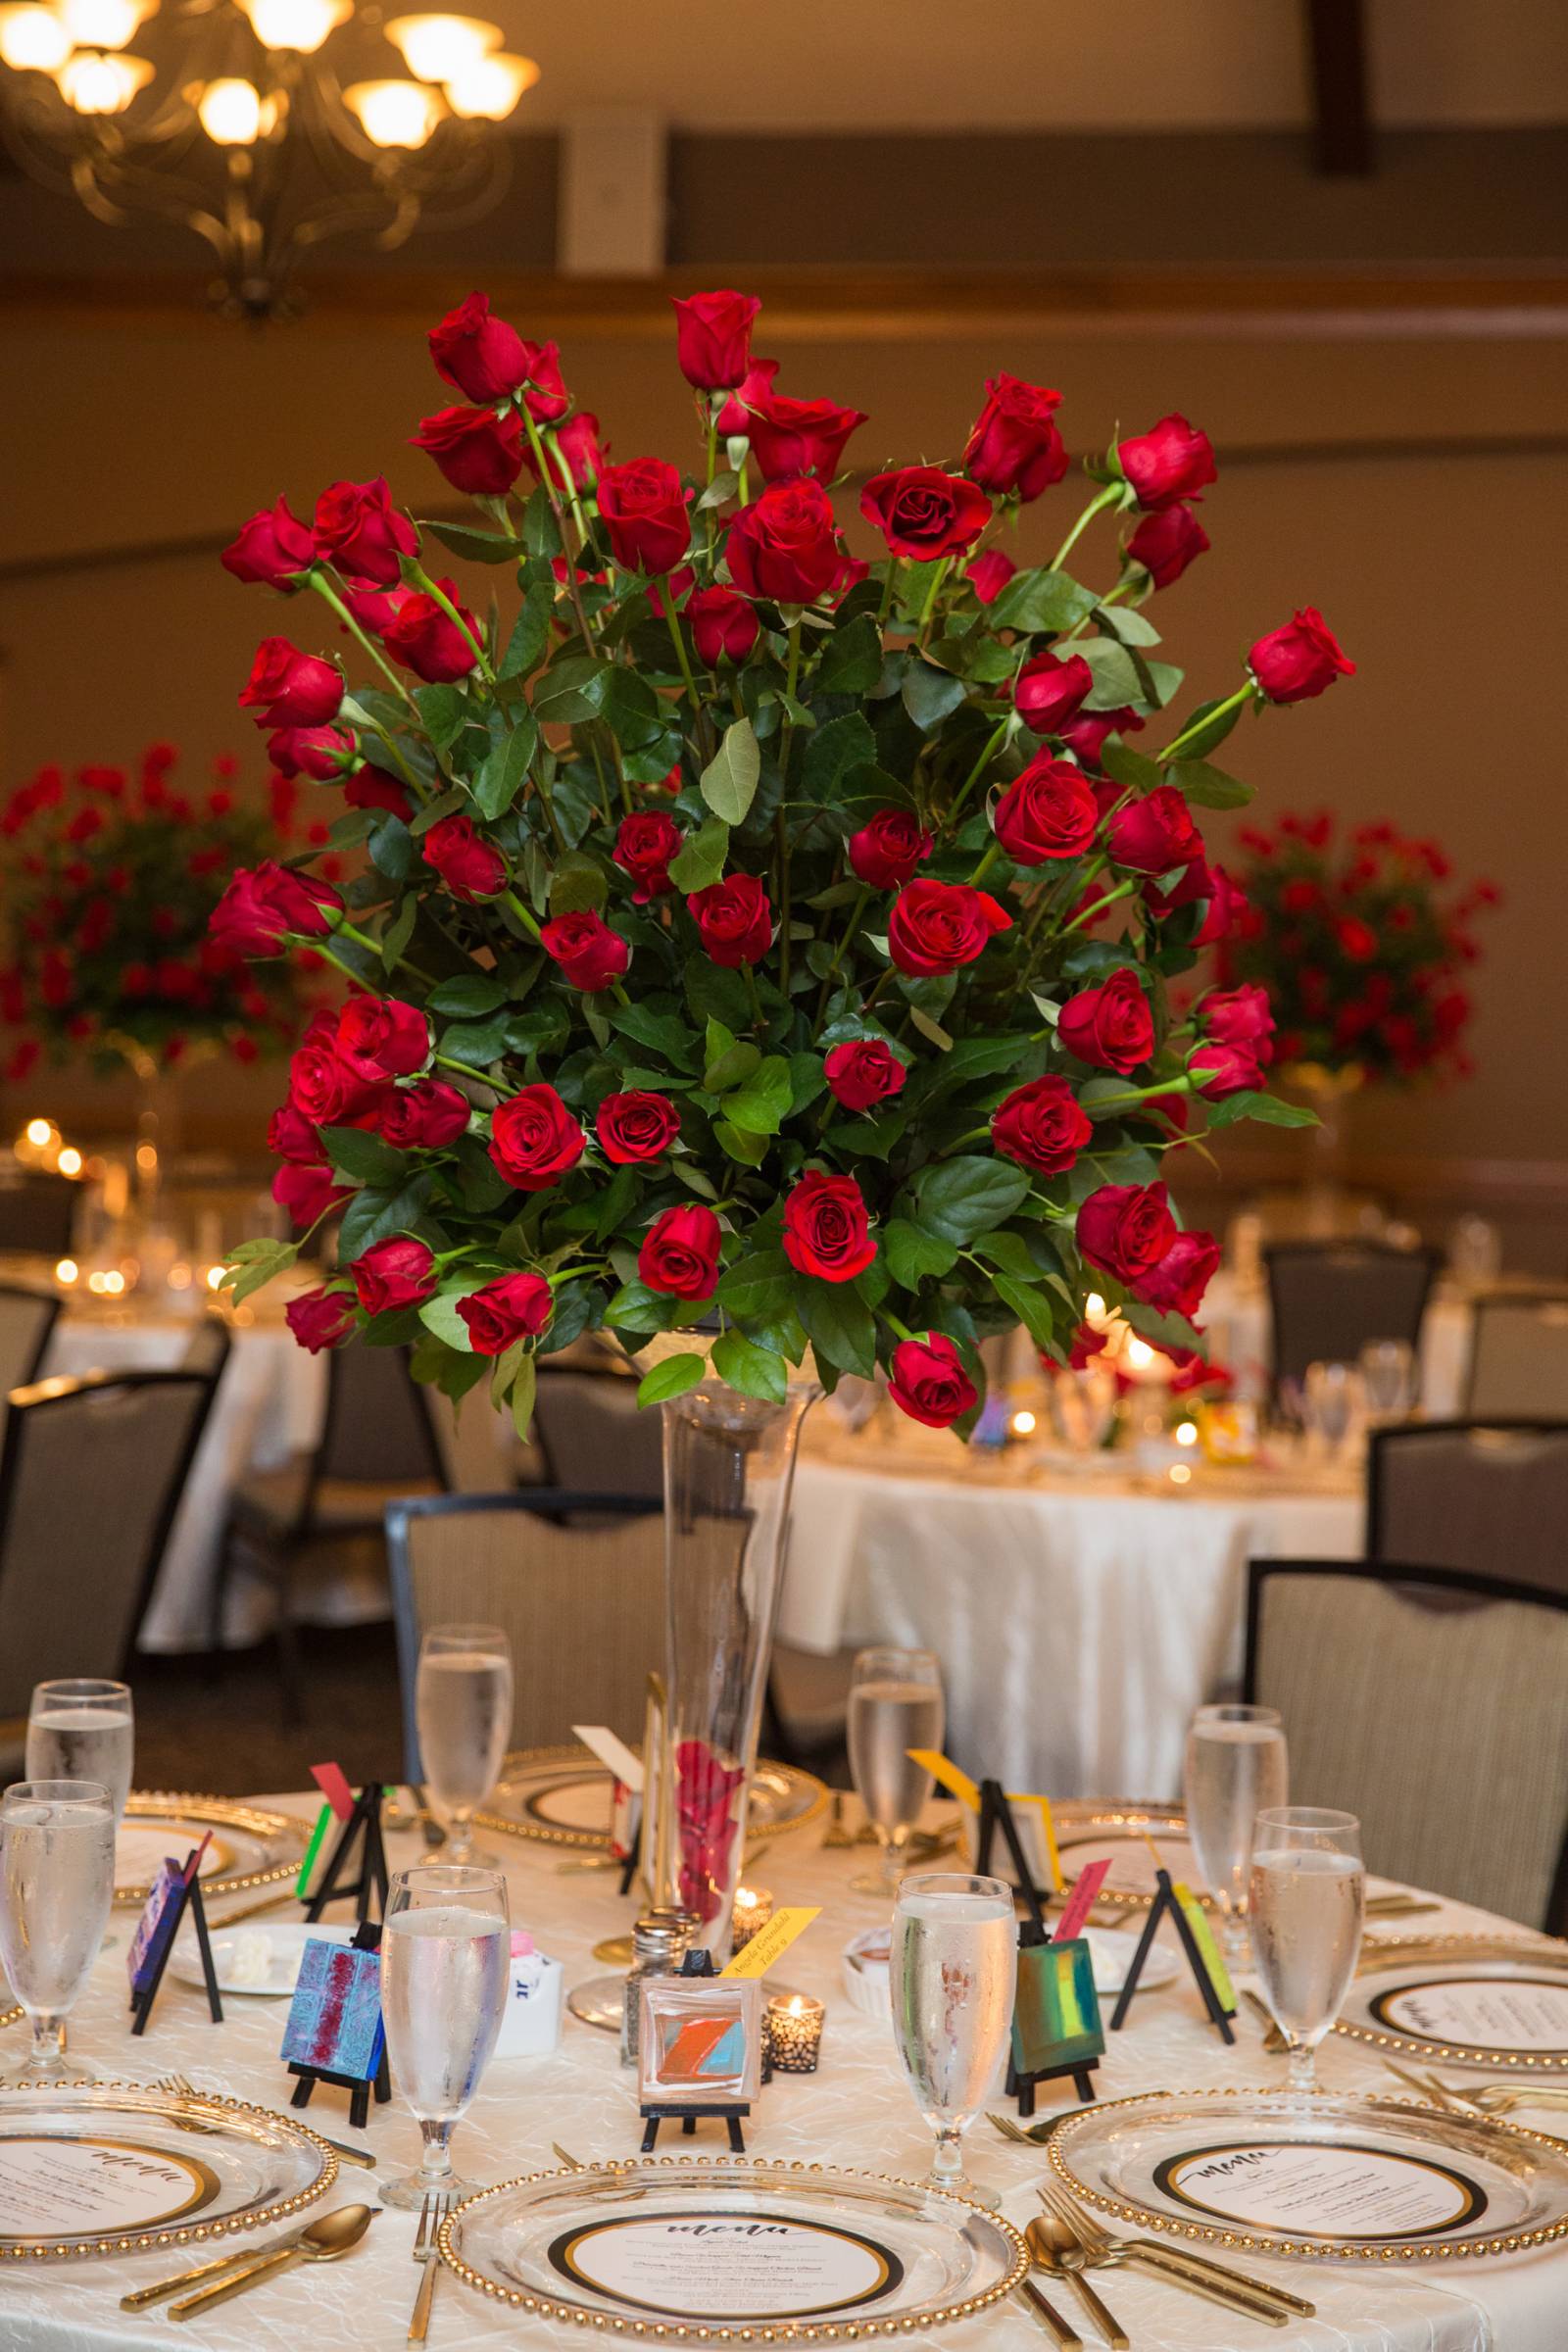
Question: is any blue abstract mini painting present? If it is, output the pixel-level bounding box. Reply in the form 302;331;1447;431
280;1939;385;2079
126;1858;185;1995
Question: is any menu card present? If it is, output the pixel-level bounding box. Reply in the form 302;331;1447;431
551;2211;900;2320
1161;2138;1483;2240
1376;1974;1568;2052
0;2137;214;2237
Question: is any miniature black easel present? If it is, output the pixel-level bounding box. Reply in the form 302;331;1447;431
1007;1921;1102;2115
638;1949;754;2155
287;1920;393;2131
129;1853;222;2034
1108;1868;1236;2043
305;1784;390;1927
973;1778;1049;1933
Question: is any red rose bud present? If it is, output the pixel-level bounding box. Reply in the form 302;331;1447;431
1058;706;1144;771
990;1074;1094;1175
1116;414;1217;511
860;466;991;562
1200;981;1274;1059
1249;607;1355;704
1189;1041;1264;1100
1137;1227;1220;1320
686;585;760;666
962;372;1067;502
343;765;413;820
268;724;356;780
1336;913;1377;961
411;404;524;497
269;1102;321;1163
639;1201;721;1299
272;1161;350;1230
285;1285;357;1353
378;1078;471;1150
744;390;868;482
382;577;481;682
714;356;780;438
428;291;531;402
510;337;569;423
210;861;340;956
688;874;773;967
1057;967;1155;1073
457;1269;554;1354
781;1168;876;1284
597;1089;681;1164
888;878;1012;976
541;909;630;993
1008;657;1089;740
888;1332;976;1430
221;496;315;590
487;1084;585;1192
238;638;343;731
1075;1180;1178;1285
671;287;761;390
421;813;507;901
352;1235;437;1315
993;755;1100;865
848;808;932;890
338;994;430;1078
287;1038;387;1126
597;459;694;576
313;476;418;588
547;412;608;490
824;1039;906;1114
1107;784;1202;877
725;479;843;605
613;810;682;903
1127;501;1209;589
967;549;1017;605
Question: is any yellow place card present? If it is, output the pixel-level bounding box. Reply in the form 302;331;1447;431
1174;1880;1238;2013
908;1751;981;1813
1006;1791;1063;1892
720;1905;821;1980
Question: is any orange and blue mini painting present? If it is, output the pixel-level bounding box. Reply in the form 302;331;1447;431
280;1939;385;2080
638;1978;763;2105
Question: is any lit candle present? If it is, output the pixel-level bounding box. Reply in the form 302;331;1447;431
730;1885;772;1951
766;1990;824;2073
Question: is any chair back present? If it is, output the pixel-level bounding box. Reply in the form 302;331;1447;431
1263;1241;1440;1388
0;1172;76;1258
179;1312;234;1382
386;1491;664;1780
317;1344;447;1489
1245;1557;1568;1930
0;1285;60;1408
1465;1292;1568;1417
533;1369;663;1498
0;1371;217;1717
1368;1419;1568;1594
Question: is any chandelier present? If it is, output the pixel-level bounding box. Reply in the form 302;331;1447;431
0;0;539;319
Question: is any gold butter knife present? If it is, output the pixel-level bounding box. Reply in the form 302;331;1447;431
121;2227;309;2311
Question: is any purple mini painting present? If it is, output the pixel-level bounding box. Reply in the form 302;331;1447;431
279;1940;385;2079
127;1858;186;1995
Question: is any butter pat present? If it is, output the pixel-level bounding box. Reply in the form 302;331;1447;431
492;1933;564;2059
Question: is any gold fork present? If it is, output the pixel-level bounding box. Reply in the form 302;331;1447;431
1042;2177;1314;2321
1391;2062;1568;2118
408;2190;453;2343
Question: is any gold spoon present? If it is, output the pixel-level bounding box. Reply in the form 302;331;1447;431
1026;2215;1129;2348
169;2203;374;2320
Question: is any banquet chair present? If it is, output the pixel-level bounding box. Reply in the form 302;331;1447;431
0;1170;77;1259
179;1310;233;1382
1367;1420;1568;1594
1244;1557;1568;1930
0;1284;60;1417
1263;1240;1441;1390
1464;1291;1568;1417
533;1365;663;1497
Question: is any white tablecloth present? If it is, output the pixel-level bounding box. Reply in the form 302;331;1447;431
4;1790;1562;2351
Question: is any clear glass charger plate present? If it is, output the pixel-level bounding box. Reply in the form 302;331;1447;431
437;2158;1027;2341
1336;1934;1568;2071
0;2082;337;2261
478;1744;827;1851
1050;2087;1568;2262
1052;1798;1204;1910
116;1791;310;1905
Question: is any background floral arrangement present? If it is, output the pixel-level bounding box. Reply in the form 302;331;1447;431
0;744;319;1086
1223;811;1496;1086
214;284;1352;1436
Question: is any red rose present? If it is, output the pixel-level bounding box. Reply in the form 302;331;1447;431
967;549;1017;605
269;1102;321;1162
744;391;867;482
1127;502;1209;589
1189;1042;1264;1100
421;813;507;901
411;404;524;497
268;724;356;780
888;1332;976;1430
1068;1320;1112;1371
353;1235;437;1315
382;577;481;682
541;909;630;993
1058;706;1144;771
1107;785;1202;877
378;1078;471;1150
597;459;694;576
1117;415;1217;511
338;994;429;1078
457;1269;554;1354
613;810;682;903
688;874;773;967
288;1038;387;1126
1249;608;1355;704
597;1089;681;1164
488;1084;585;1193
1201;982;1274;1060
285;1286;356;1353
888;878;1012;975
994;755;1100;865
343;765;413;820
428;292;530;403
963;373;1067;502
313;476;417;588
990;1074;1093;1174
671;288;760;390
210;861;340;957
824;1039;906;1114
848;808;932;890
222;496;315;590
1076;1181;1178;1285
1336;914;1377;961
1058;968;1155;1073
545;412;607;490
686;585;759;666
1013;651;1093;733
715;356;780;438
1137;1227;1220;1319
782;1169;876;1283
272;1161;350;1229
860;466;991;562
238;638;343;730
725;479;842;605
639;1202;721;1298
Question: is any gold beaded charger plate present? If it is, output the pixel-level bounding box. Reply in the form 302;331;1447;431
1050;1798;1209;1910
115;1792;310;1906
0;2083;337;2260
479;1744;827;1851
1050;2088;1568;2261
437;2158;1025;2341
1335;1935;1568;2072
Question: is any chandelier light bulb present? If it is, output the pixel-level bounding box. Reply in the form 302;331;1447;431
55;45;152;108
442;47;535;119
197;74;269;142
384;13;498;83
343;75;443;146
58;0;151;48
0;6;73;71
238;0;348;54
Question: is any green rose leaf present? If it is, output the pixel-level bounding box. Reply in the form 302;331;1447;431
422;520;522;565
1170;758;1253;811
472;715;538;819
713;1119;769;1167
413;684;469;749
336;1172;433;1263
797;1281;877;1377
722;1054;793;1135
417;1289;477;1352
609;1002;698;1070
987;567;1096;635
667;818;729;894
712;1329;788;1404
636;1351;708;1406
510;1351;538;1439
426;974;510;1017
1099;741;1164;796
716;1250;795;1320
548;850;609;914
1203;1088;1320;1129
801;711;877;802
911;1154;1031;1245
1079;638;1144;712
533;655;612;726
993;1271;1058;1351
318;1124;405;1186
902;661;968;734
499;579;555;681
813;612;883;696
1164;693;1247;762
700;715;761;825
884;1218;959;1288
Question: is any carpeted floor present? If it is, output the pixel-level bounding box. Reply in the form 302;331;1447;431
129;1624;405;1796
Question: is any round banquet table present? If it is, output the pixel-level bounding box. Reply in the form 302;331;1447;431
5;1789;1564;2351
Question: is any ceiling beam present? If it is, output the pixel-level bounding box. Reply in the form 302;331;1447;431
1304;0;1374;175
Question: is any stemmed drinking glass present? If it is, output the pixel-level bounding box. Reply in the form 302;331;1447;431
1359;1339;1416;1419
890;1871;1015;2198
379;1863;511;2209
0;1780;117;2085
1183;1703;1289;1970
416;1624;514;1865
847;1647;944;1896
1249;1806;1365;2096
26;1681;135;1825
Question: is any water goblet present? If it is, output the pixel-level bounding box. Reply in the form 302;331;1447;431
26;1680;134;1825
1183;1702;1288;1970
416;1624;513;1865
0;1780;116;2085
847;1648;944;1896
890;1871;1014;2197
1358;1338;1415;1419
379;1863;510;2209
1303;1360;1362;1458
1250;1806;1365;2095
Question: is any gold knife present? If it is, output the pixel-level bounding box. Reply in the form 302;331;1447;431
121;2229;309;2312
170;2240;307;2319
1122;2246;1292;2326
1018;2278;1082;2346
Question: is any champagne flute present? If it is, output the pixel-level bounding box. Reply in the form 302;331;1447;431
1250;1806;1365;2096
26;1681;135;1825
379;1863;510;2208
0;1780;116;2085
416;1624;513;1865
890;1871;1015;2196
1183;1702;1288;1969
847;1647;944;1896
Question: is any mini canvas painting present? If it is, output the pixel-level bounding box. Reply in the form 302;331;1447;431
280;1938;385;2079
126;1858;186;1995
1011;1936;1104;2077
638;1976;762;2106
